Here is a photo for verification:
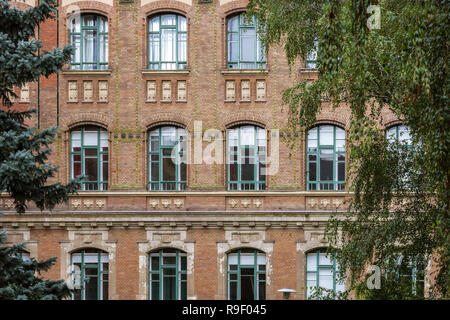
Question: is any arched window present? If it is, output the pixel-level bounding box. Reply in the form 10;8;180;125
227;125;266;190
306;249;345;299
70;126;108;191
227;248;266;300
148;14;187;70
148;126;187;191
307;125;346;190
148;248;187;300
71;248;109;300
386;124;411;145
227;13;265;69
70;14;108;70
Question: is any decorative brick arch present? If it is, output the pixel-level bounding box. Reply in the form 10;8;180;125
60;112;112;132
140;112;191;131
62;1;114;19
142;1;192;18
221;112;268;130
220;0;249;16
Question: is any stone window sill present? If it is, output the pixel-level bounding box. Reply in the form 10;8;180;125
61;70;112;76
221;69;268;75
141;69;190;75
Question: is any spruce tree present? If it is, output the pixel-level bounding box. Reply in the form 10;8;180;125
0;0;80;299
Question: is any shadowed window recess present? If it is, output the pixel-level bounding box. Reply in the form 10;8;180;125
70;126;108;191
227;13;266;70
148;14;187;70
227;248;266;300
70;14;108;70
148;126;187;191
307;125;346;191
148;248;187;300
71;249;109;300
227;125;266;191
306;249;345;299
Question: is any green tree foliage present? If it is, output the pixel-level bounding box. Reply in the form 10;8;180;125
248;0;449;298
0;0;79;299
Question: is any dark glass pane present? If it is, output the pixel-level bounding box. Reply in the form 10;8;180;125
309;162;316;181
151;161;159;182
163;256;176;265
85;267;98;276
73;147;81;152
230;163;238;181
241;163;254;181
163;157;176;181
240;268;255;300
73;154;81;161
258;281;266;300
74;288;82;300
151;281;160;300
180;163;186;181
102;281;108;300
180;256;187;271
151;256;159;271
73;162;81;177
181;281;187;300
163;274;176;300
103;162;108;181
230;273;237;281
163;148;173;156
85;276;98;300
229;281;237;300
85;148;98;156
85;158;98;181
320;156;333;181
338;162;345;181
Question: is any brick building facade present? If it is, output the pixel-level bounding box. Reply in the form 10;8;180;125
1;0;417;300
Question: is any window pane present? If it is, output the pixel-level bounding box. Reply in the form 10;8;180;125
161;14;176;26
228;16;238;32
85;158;98;181
241;162;254;181
240;253;255;265
319;268;334;290
149;17;159;32
338;161;345;181
178;16;187;32
309;161;316;181
71;35;81;63
85;275;98;300
149;34;160;63
229;281;237;300
83;131;98;146
319;150;333;181
258;281;266;300
319;252;332;265
240;268;255;300
319;126;334;145
241;29;256;61
163;157;176;181
99;35;108;64
306;253;317;271
83;30;97;63
161;29;176;62
178;33;186;62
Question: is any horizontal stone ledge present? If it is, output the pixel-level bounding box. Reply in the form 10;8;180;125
141;69;190;75
0;210;348;215
61;70;112;76
221;69;269;75
1;191;352;197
